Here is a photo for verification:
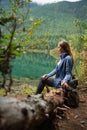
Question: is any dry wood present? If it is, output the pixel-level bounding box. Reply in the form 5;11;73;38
0;89;67;130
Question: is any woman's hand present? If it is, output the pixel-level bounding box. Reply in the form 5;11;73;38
61;81;68;88
41;75;48;80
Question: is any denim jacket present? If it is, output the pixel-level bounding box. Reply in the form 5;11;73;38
47;53;73;88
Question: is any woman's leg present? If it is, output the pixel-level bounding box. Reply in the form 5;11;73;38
35;77;54;94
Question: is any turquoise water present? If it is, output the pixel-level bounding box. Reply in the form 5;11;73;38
12;52;56;79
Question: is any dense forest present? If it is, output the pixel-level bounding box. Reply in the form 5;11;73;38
0;0;87;85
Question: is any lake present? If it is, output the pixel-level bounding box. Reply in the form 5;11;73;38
12;52;56;79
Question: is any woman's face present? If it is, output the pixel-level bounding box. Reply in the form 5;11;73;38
58;44;64;54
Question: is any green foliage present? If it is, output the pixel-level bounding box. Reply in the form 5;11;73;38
0;89;6;96
68;19;87;85
0;0;43;55
27;0;87;49
21;85;36;95
1;0;87;51
0;0;43;84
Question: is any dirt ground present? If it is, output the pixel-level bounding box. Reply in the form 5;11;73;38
60;85;87;130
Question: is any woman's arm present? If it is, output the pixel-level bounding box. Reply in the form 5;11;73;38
61;56;73;87
41;69;56;80
47;68;56;78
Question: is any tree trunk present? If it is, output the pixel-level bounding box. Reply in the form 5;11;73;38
0;89;66;130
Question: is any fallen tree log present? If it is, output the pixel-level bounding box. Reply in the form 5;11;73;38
0;89;67;130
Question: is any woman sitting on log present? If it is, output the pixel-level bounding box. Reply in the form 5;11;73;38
35;40;74;94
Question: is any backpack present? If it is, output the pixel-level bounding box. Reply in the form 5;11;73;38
64;77;80;108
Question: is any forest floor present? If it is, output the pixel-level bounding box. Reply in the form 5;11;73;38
60;85;87;130
0;79;87;130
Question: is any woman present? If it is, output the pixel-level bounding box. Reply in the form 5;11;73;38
35;40;74;94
